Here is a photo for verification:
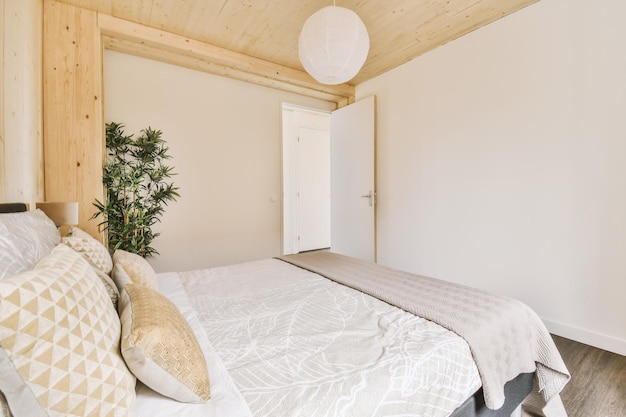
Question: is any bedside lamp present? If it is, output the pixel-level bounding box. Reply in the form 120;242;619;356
36;202;79;236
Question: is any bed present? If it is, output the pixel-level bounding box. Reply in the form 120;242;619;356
0;204;570;417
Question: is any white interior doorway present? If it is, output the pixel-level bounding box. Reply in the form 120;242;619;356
282;104;331;255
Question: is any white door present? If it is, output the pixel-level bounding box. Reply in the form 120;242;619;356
282;105;331;255
297;126;331;251
330;96;376;261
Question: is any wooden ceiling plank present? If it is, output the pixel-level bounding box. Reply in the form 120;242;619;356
98;14;354;91
351;0;539;83
97;13;355;98
55;0;538;88
61;0;112;14
181;0;216;39
103;35;343;103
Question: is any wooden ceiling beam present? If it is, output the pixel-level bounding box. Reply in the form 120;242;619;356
97;13;354;104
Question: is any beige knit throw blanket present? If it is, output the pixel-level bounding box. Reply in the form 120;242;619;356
277;251;570;417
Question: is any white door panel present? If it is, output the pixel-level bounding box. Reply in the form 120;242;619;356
330;96;376;261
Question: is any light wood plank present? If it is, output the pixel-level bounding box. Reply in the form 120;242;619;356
357;0;539;81
43;0;103;238
0;0;5;202
1;0;44;205
97;13;354;102
54;0;539;85
102;36;346;103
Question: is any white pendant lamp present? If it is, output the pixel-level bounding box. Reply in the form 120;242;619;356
298;3;369;85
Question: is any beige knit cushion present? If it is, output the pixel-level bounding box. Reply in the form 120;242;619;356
119;284;210;403
62;227;113;274
0;245;136;417
112;250;157;289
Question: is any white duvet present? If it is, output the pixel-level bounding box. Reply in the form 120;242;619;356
134;271;253;417
136;259;481;417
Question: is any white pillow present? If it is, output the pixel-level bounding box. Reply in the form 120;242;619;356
0;209;60;279
0;222;29;279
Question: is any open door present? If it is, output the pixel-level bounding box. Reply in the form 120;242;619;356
330;96;376;262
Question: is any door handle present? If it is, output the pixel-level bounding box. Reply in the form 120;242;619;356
361;190;375;207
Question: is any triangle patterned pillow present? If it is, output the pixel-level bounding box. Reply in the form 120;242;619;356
0;245;136;417
62;227;113;274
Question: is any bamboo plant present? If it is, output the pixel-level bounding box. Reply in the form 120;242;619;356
93;122;180;257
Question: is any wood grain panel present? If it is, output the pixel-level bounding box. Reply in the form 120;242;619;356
97;13;353;103
0;0;5;202
43;0;103;238
54;0;539;85
103;36;346;104
354;0;539;82
1;0;44;205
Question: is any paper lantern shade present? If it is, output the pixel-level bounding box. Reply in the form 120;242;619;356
298;6;369;85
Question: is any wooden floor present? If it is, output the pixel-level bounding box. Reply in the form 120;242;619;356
549;335;626;417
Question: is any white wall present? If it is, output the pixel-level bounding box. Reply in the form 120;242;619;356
357;0;626;355
0;0;43;205
104;50;334;273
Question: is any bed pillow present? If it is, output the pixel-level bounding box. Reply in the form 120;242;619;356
112;249;158;290
0;222;28;279
0;244;136;417
60;227;119;308
0;209;60;279
119;284;211;403
62;227;113;274
92;266;120;310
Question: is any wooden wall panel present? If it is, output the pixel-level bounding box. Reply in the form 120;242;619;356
0;0;4;202
1;0;44;205
43;0;103;237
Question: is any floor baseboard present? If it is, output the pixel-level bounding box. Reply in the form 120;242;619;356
543;318;626;357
